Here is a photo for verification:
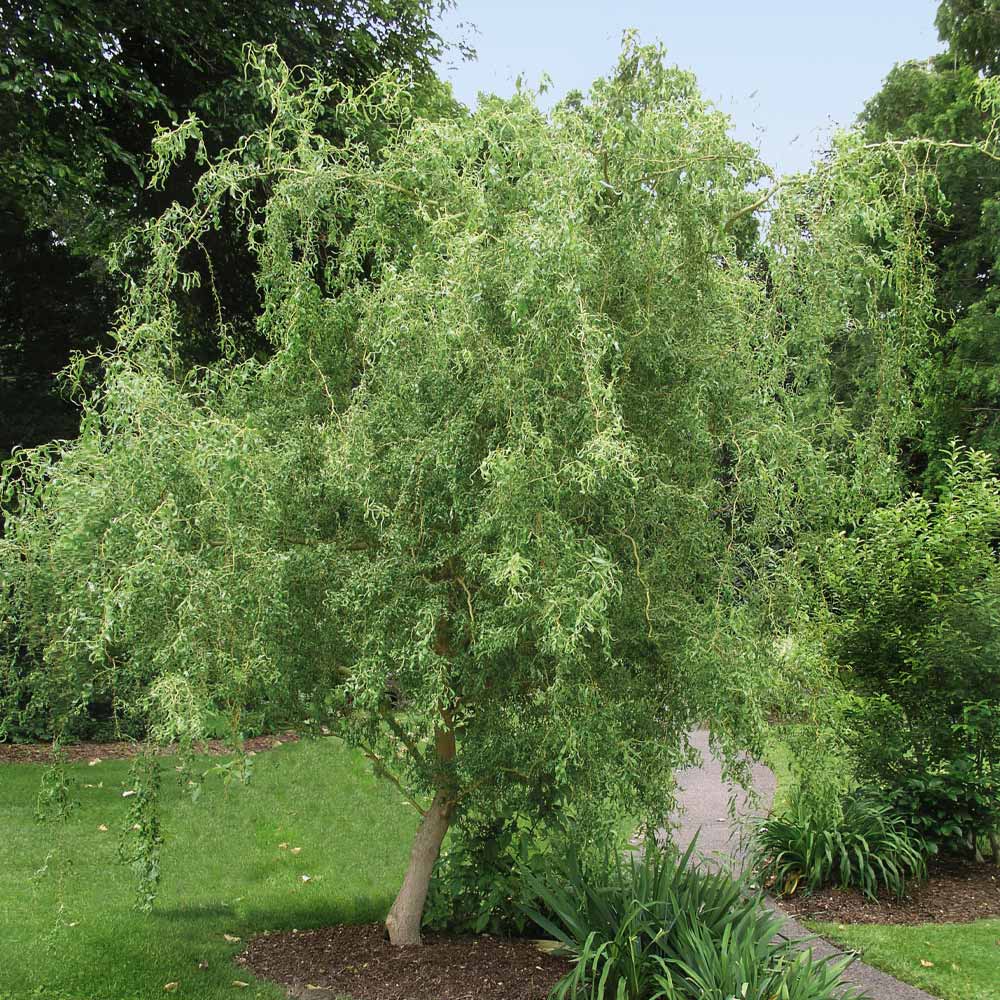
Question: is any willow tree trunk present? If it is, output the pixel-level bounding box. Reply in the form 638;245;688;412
385;716;457;946
384;788;454;945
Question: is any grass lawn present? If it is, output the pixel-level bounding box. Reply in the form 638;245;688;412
810;919;1000;1000
0;738;417;1000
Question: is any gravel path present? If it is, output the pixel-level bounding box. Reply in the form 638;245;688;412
669;730;937;1000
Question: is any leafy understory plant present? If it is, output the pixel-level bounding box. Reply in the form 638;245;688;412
820;448;1000;864
524;841;861;1000
751;789;927;900
882;754;1000;861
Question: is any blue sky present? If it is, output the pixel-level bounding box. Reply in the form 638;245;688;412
436;1;942;176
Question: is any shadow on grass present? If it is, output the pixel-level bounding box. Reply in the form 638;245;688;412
237;894;397;931
148;905;235;921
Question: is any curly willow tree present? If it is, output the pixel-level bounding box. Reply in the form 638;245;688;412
0;42;954;943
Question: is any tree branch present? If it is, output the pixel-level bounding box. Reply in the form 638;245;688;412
724;183;783;231
455;575;475;635
278;536;374;551
380;708;428;769
361;746;427;816
620;529;653;638
862;138;1000;163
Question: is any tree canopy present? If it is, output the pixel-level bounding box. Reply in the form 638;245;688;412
0;0;457;457
860;0;1000;480
936;0;1000;75
0;0;452;227
0;41;948;943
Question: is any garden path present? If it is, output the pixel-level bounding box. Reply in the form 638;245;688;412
669;730;937;1000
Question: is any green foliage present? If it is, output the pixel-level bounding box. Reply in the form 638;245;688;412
751;788;927;900
860;5;1000;479
882;752;1000;857
820;446;1000;851
1;2;459;748
762;641;857;824
523;842;859;1000
424;818;552;935
33;747;77;822
118;754;165;911
936;0;1000;75
425;808;649;936
0;0;454;246
0;38;951;924
0;0;456;456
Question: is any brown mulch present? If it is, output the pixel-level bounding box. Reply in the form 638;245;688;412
237;923;573;1000
779;856;1000;925
0;730;300;764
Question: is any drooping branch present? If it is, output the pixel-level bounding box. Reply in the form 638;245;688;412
724;183;784;231
380;708;429;771
454;575;475;635
360;745;427;816
723;136;1000;231
620;529;653;638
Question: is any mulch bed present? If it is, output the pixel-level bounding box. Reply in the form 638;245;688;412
0;730;300;764
778;856;1000;925
237;923;572;1000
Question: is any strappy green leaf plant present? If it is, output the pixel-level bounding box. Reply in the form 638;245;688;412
751;789;927;900
522;841;861;1000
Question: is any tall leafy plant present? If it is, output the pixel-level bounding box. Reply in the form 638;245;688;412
751;789;927;900
524;843;860;1000
821;446;1000;858
0;40;953;944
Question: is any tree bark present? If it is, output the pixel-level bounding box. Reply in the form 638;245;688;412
384;619;460;947
384;787;453;946
968;830;985;863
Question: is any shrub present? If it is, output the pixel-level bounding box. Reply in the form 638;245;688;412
523;841;860;1000
424;818;552;936
882;754;1000;859
820;447;1000;856
751;789;927;900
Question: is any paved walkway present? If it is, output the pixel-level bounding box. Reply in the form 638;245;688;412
669;730;936;1000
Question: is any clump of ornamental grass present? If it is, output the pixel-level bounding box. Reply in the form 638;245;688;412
751;789;927;900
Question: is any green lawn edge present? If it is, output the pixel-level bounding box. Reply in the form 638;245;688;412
808;918;1000;1000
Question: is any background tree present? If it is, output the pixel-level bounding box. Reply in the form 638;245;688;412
0;43;941;944
775;2;1000;865
936;0;1000;73
860;0;1000;480
0;0;457;458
